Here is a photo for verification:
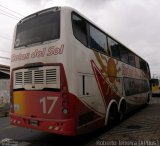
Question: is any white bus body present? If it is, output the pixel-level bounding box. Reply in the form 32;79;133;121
10;7;151;135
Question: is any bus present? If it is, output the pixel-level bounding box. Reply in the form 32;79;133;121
10;7;151;136
150;78;160;96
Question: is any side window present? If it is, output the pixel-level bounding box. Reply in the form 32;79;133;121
135;56;140;68
128;51;135;66
124;78;150;96
119;45;129;64
108;37;120;59
140;59;148;73
72;13;88;46
90;25;107;53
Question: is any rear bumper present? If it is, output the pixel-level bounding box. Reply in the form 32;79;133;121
10;113;76;136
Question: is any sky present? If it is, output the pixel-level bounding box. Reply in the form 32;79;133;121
0;0;159;77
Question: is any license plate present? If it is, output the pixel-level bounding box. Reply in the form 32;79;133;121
29;120;39;126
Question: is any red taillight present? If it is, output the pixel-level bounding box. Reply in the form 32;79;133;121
60;64;69;116
62;93;67;98
62;93;69;115
62;86;67;93
62;100;68;107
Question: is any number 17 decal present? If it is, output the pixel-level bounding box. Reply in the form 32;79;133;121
40;96;58;114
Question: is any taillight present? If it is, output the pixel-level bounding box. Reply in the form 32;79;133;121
62;86;67;92
62;100;68;107
62;93;69;115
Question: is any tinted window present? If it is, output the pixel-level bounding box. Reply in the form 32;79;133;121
135;56;140;68
108;37;120;59
15;10;60;48
90;25;107;53
124;78;149;96
140;59;148;73
119;45;129;63
128;51;135;66
72;14;88;46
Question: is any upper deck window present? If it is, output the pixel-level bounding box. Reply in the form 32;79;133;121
119;45;129;64
108;37;120;59
72;13;88;46
135;56;140;68
90;25;107;53
14;10;60;48
140;59;148;74
128;52;135;66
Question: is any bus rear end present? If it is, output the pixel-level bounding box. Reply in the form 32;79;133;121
10;7;77;136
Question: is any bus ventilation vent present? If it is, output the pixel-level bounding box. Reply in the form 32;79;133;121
35;70;44;84
46;69;57;84
24;71;32;84
15;72;22;85
14;66;60;90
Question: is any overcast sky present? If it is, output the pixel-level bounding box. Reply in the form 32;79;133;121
0;0;159;77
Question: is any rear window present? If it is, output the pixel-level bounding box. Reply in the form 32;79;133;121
15;10;60;48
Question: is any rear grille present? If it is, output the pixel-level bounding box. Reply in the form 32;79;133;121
46;69;57;84
14;66;60;90
15;72;22;85
24;71;32;84
35;70;44;84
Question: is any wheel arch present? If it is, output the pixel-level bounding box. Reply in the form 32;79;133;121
105;99;118;126
118;97;126;112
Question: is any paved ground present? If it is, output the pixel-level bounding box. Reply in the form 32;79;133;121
0;97;160;146
87;97;160;146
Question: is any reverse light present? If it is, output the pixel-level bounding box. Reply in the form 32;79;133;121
62;108;68;115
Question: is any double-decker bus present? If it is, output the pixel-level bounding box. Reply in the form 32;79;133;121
10;7;151;136
150;78;160;96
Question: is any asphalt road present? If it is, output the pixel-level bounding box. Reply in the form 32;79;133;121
0;116;106;146
87;97;160;146
0;97;160;146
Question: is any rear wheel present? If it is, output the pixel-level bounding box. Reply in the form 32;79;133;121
107;104;118;127
119;105;126;122
119;101;126;122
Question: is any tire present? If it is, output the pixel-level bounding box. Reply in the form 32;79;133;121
119;101;126;122
107;104;118;127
